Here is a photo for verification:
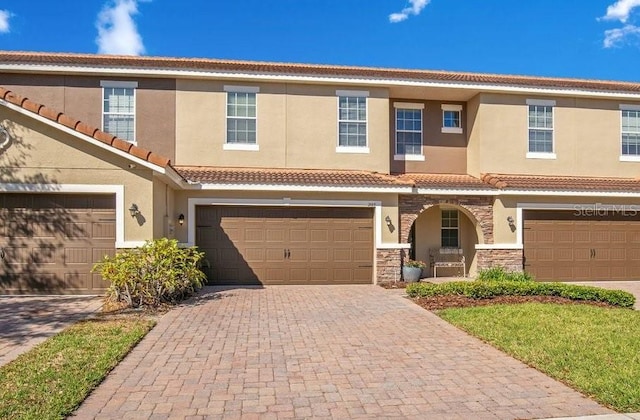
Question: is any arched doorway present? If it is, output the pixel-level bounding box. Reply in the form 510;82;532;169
409;204;482;277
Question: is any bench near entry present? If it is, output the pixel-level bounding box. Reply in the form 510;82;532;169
430;248;466;278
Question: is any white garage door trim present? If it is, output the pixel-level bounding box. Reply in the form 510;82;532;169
186;197;393;248
0;183;141;248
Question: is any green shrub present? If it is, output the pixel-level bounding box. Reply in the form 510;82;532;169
477;266;535;282
405;281;635;308
93;238;206;308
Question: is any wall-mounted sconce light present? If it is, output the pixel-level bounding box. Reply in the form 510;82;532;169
385;215;392;226
178;214;185;226
128;203;140;217
384;215;396;233
507;215;516;230
507;216;514;224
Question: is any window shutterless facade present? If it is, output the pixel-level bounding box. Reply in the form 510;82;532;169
526;99;555;157
621;107;640;157
441;209;459;248
441;104;463;134
394;104;424;160
337;90;368;152
101;81;137;143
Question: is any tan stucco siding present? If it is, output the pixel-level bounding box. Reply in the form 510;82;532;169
0;107;156;243
3;74;177;162
389;99;467;174
175;80;390;172
466;94;481;176
173;190;399;245
471;93;640;177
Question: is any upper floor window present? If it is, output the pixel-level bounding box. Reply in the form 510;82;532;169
224;86;259;151
441;104;463;134
441;209;459;248
621;105;640;160
394;102;424;161
101;81;137;143
526;99;556;159
337;90;368;153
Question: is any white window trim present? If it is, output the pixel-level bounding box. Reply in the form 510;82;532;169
224;85;260;93
223;143;259;151
619;104;640;160
394;102;424;109
336;92;369;152
394;107;423;159
526;152;557;159
101;81;137;143
394;154;425;161
441;209;460;248
527;99;555;156
441;104;463;134
225;88;258;148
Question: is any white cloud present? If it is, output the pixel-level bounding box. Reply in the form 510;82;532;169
602;0;640;23
389;0;431;23
96;0;146;55
0;10;11;33
604;24;640;47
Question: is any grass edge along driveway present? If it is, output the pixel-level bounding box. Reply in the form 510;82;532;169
0;315;155;420
438;302;640;413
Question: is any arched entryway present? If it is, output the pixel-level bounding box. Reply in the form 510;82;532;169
399;195;493;279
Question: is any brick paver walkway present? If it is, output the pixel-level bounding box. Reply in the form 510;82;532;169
0;295;103;367
73;286;610;419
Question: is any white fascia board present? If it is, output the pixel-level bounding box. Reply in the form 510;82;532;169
0;99;165;173
5;64;640;100
190;183;413;194
415;188;498;196
500;189;640;198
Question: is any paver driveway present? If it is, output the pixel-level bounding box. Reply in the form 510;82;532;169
74;286;610;419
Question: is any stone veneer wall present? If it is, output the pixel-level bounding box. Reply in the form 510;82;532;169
399;195;494;244
476;249;523;272
376;248;405;283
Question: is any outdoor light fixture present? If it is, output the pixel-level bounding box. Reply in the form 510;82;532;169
507;216;514;224
507;216;516;230
178;214;185;226
385;215;392;226
128;203;140;217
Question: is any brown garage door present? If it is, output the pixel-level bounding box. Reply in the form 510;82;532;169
196;206;374;285
0;193;116;294
524;210;640;281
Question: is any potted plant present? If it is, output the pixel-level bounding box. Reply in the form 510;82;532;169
402;259;426;282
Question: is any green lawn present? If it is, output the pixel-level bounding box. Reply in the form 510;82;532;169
438;303;640;412
0;316;155;420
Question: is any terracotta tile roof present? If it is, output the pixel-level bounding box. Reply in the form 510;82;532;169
396;173;493;190
0;86;172;168
2;51;640;94
175;166;414;188
481;173;640;192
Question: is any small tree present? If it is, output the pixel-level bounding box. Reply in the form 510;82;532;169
93;238;206;308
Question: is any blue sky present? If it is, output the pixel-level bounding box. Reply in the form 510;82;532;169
1;1;640;81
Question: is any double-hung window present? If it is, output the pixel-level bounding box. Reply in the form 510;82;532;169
441;209;459;248
101;81;137;143
526;99;556;159
224;86;259;151
620;105;640;160
337;90;368;153
441;104;463;134
394;102;424;160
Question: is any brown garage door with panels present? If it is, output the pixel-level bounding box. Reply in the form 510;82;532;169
524;209;640;281
196;206;374;285
0;193;116;294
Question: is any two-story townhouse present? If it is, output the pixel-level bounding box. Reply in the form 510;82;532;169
1;51;640;294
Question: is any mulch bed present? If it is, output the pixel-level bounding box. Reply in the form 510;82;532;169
377;282;616;310
413;295;615;311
